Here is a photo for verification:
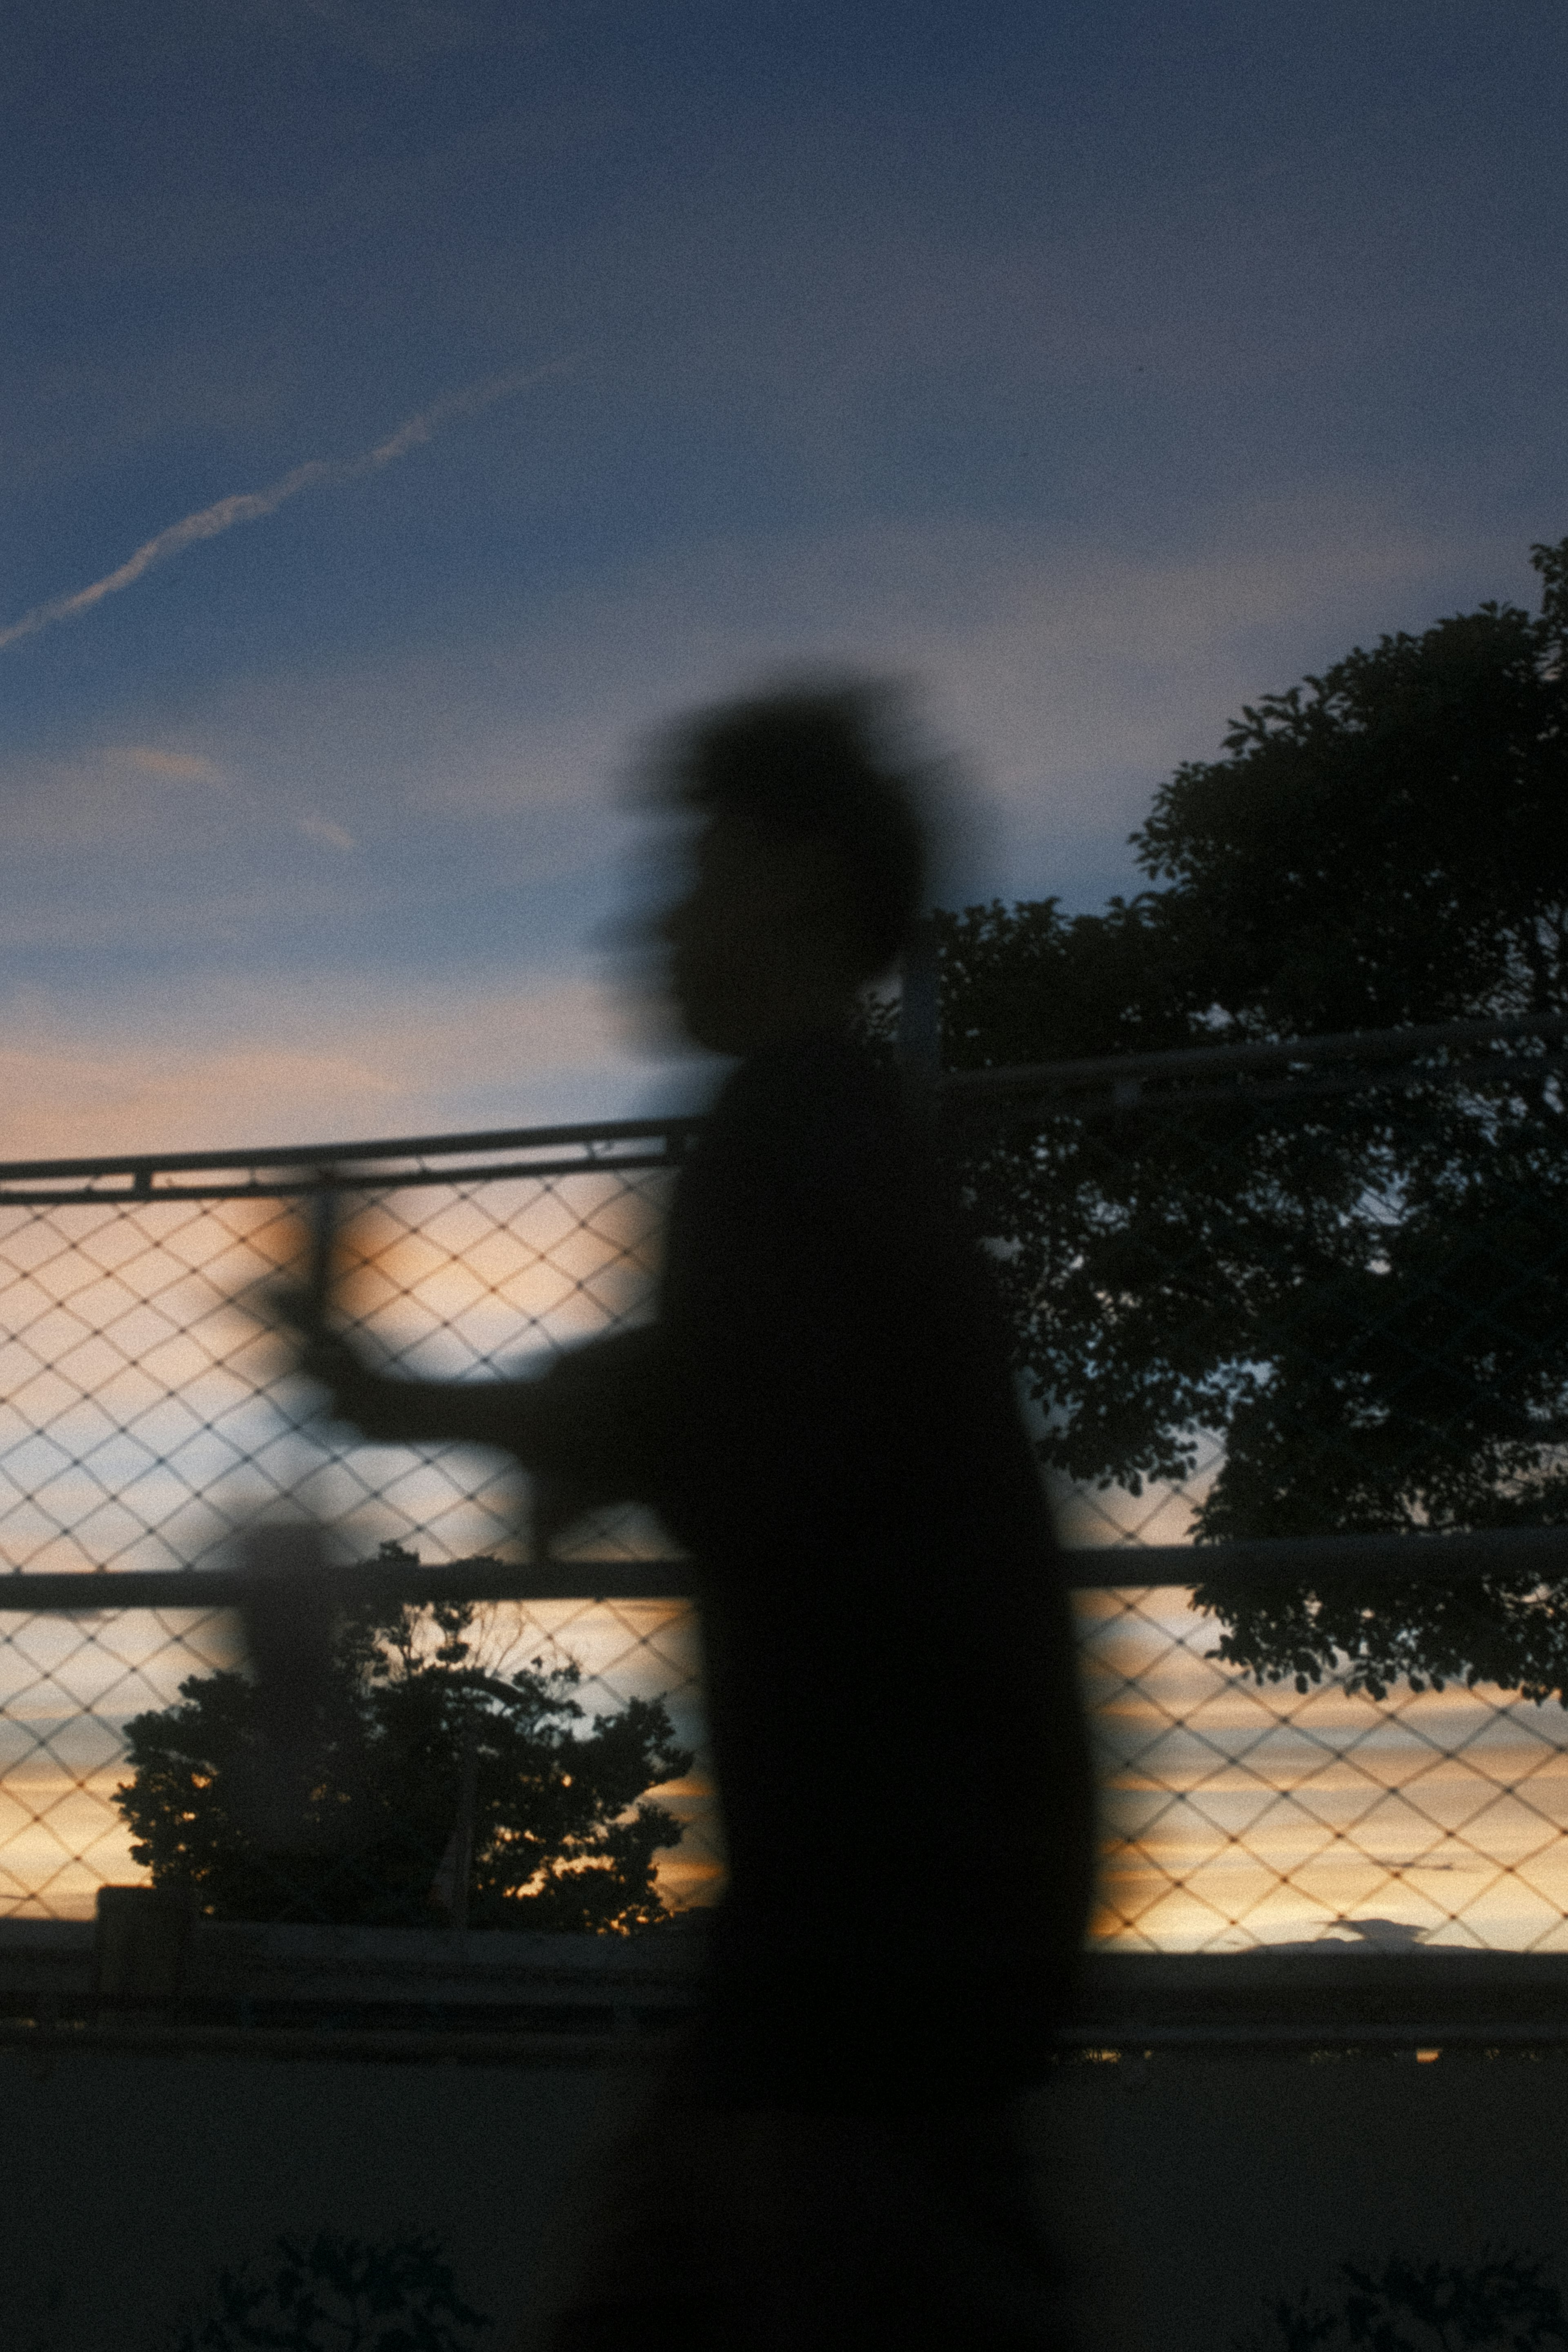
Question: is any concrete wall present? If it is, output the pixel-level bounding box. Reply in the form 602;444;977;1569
1043;2050;1568;2350
9;2043;1568;2351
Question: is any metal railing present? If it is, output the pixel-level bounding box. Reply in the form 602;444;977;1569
4;1015;1568;1993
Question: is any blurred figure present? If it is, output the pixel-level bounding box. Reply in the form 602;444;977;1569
225;1521;342;1860
295;686;1097;2349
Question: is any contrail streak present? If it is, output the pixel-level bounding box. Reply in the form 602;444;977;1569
0;360;572;654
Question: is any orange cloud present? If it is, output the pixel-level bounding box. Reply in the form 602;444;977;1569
0;971;658;1161
107;745;226;784
298;813;356;850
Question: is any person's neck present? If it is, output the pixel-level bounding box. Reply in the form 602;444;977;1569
741;987;857;1052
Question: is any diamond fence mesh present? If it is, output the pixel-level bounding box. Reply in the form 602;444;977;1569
0;1122;716;1925
3;1019;1568;1958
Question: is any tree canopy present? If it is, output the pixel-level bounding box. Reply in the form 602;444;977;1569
115;1548;693;1931
935;537;1568;1700
156;2232;490;2352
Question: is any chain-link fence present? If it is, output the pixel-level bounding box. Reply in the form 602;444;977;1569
0;1118;715;1927
4;1018;1568;1965
956;1008;1568;1956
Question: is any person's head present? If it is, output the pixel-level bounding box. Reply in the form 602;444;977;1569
652;685;928;1055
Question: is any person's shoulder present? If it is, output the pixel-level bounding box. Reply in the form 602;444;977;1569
717;1029;903;1147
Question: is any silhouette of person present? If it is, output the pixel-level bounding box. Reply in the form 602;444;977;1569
294;687;1097;2349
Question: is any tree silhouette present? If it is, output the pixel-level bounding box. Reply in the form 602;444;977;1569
1236;2246;1568;2352
115;1549;693;1931
934;537;1568;1700
154;2229;490;2352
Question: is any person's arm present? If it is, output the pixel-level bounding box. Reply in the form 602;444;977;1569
294;1321;666;1500
263;1216;463;1444
293;1327;522;1449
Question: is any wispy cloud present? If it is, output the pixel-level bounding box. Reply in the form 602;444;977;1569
106;745;227;783
0;358;575;654
298;813;356;850
0;742;241;855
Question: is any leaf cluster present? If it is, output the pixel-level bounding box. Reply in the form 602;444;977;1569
115;1546;693;1932
937;539;1568;1699
1136;541;1568;1040
1237;2246;1568;2351
154;2229;489;2352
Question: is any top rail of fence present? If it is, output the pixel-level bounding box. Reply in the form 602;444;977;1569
938;1006;1568;1103
1;1007;1562;1206
0;1114;708;1206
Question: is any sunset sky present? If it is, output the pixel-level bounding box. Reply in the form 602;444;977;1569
4;0;1566;1157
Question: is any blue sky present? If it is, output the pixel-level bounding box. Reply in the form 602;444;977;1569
2;0;1565;1154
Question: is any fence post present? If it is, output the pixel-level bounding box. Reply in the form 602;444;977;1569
896;915;941;1098
93;1885;193;2012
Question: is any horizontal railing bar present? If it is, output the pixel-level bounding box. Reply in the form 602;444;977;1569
0;1556;701;1613
939;1008;1568;1102
1015;1046;1568;1120
1069;1526;1568;1590
4;1527;1567;1612
0;1114;704;1188
0;2016;1561;2063
0;1149;684;1208
1055;2020;1568;2051
1;1011;1562;1194
0;2019;674;2066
